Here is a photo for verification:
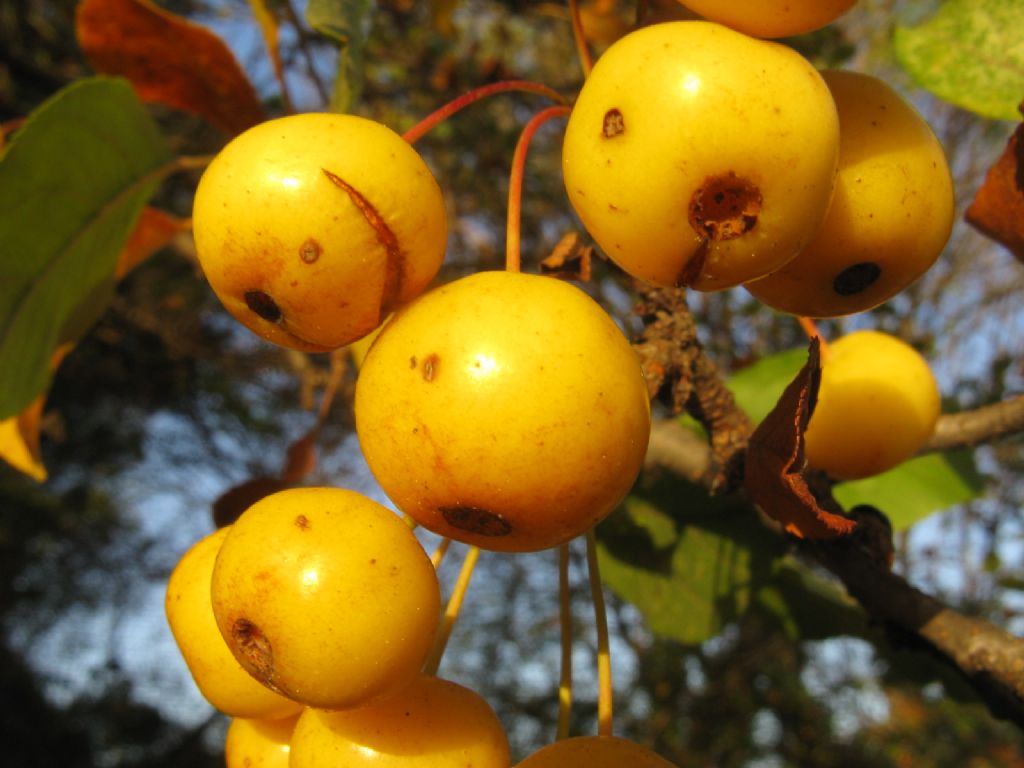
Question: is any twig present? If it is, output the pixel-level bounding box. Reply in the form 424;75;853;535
924;395;1024;453
631;291;1024;726
632;284;753;492
807;507;1024;726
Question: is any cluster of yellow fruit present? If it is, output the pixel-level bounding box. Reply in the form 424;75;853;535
561;11;950;478
176;3;952;763
183;64;654;768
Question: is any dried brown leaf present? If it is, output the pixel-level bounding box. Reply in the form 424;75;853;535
76;0;266;136
965;106;1024;263
115;207;190;279
743;339;857;539
280;430;318;484
540;231;593;281
212;476;291;528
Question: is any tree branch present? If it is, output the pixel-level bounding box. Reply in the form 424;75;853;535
925;395;1024;452
633;291;1024;727
633;284;752;492
807;508;1024;726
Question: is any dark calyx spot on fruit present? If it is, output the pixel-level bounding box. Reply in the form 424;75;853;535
602;108;625;138
294;514;311;530
688;173;762;241
322;168;405;316
833;262;881;296
440;505;511;537
422;353;440;382
232;618;275;684
299;238;321;264
245;290;282;322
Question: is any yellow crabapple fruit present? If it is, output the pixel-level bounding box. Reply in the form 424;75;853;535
164;528;301;720
192;113;447;351
224;714;299;768
516;735;677;767
803;331;940;480
289;675;511;768
676;0;857;38
354;271;651;552
745;70;954;317
210;487;441;710
561;21;839;291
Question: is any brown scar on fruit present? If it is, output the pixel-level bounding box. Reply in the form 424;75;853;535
294;514;311;530
833;262;881;296
322;168;406;315
231;618;276;686
422;353;440;382
245;290;282;322
602;108;625;138
675;239;710;288
688;172;762;241
439;505;512;536
299;238;321;264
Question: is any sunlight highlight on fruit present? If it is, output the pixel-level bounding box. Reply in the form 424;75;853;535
192;113;447;351
355;271;651;552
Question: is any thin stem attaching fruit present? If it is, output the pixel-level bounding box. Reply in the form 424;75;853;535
402;80;567;145
424;545;481;675
505;105;573;273
585;529;613;737
798;316;830;358
430;537;452;570
568;0;595;77
558;542;573;740
315;348;347;425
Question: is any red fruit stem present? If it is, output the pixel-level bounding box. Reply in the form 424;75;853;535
585;529;613;737
505;104;573;273
402;80;568;145
557;543;573;740
568;0;594;77
798;316;830;358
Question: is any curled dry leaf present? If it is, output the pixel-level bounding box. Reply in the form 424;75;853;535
965;104;1024;263
743;338;857;539
281;430;318;484
76;0;265;136
212;476;292;528
540;231;593;281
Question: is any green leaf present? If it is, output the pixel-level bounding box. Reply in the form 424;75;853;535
893;0;1024;121
755;556;868;641
0;77;171;420
727;346;807;424
307;0;374;113
833;450;985;531
722;347;985;530
598;473;787;645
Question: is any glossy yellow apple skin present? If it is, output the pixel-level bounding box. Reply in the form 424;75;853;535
224;714;299;768
192;113;447;351
164;528;302;720
517;735;677;767
355;271;651;552
562;21;839;291
746;70;954;317
677;0;857;38
804;331;940;480
289;675;511;768
210;487;441;710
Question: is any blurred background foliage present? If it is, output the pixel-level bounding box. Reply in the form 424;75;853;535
1;0;1023;765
